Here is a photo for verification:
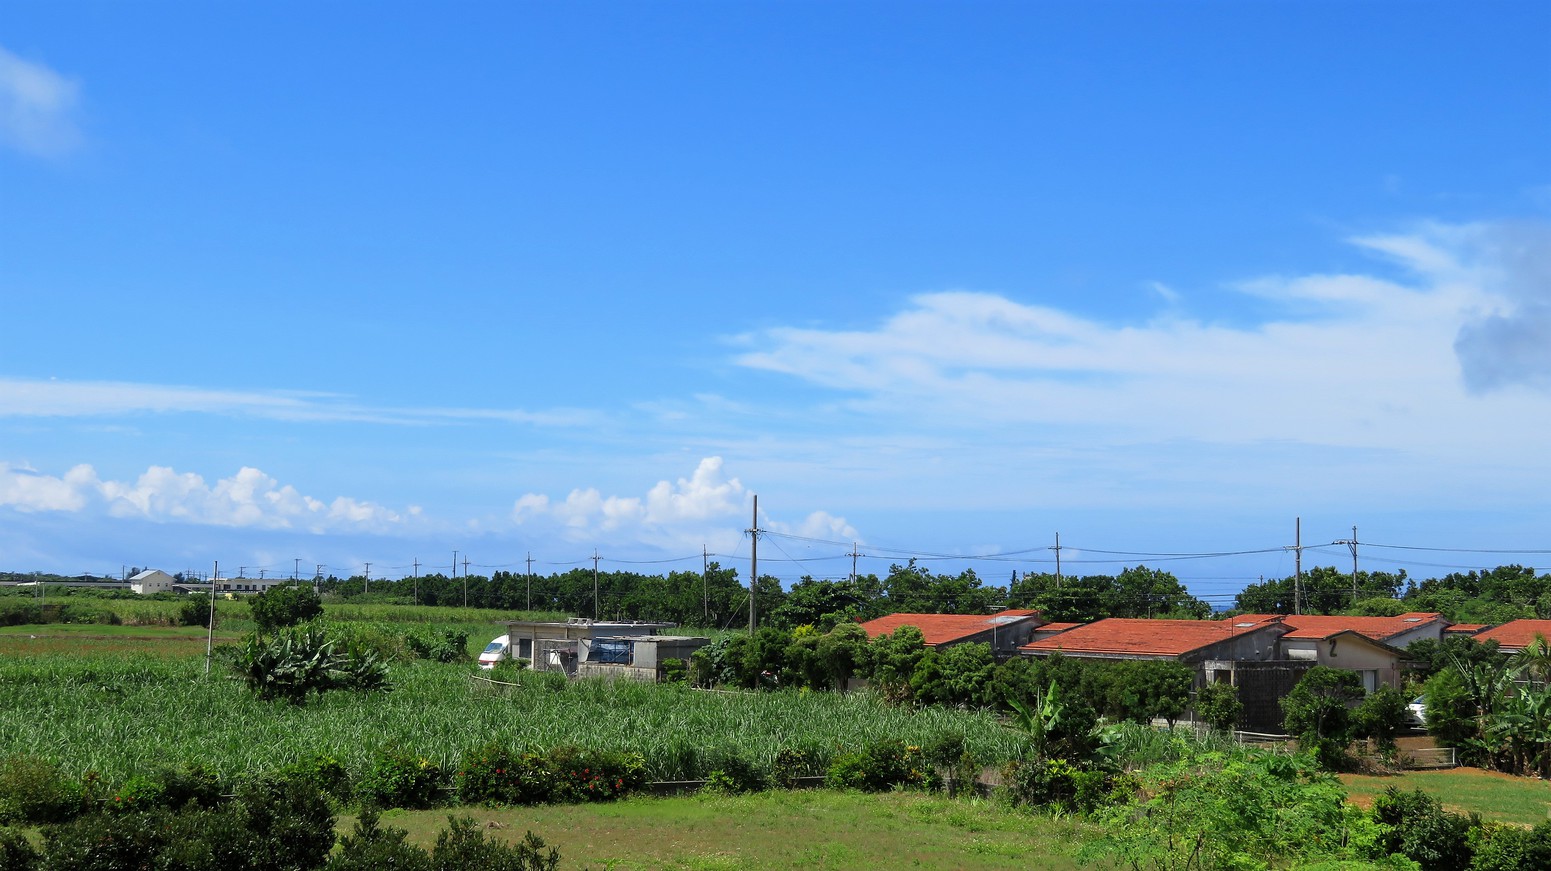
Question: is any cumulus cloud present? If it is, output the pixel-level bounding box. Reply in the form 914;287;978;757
1447;221;1551;393
732;221;1551;455
0;462;411;534
511;457;858;551
0;46;81;157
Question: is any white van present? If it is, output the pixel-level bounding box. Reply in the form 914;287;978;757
478;634;510;670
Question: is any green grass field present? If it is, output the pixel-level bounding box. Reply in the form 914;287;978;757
1341;769;1551;828
356;790;1093;871
0;649;1024;786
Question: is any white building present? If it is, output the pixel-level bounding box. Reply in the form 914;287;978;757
128;569;179;595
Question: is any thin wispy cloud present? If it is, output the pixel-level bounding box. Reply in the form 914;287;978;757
0;46;81;157
0;378;600;428
0;462;418;534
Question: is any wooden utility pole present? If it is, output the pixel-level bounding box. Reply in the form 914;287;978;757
204;560;218;677
748;495;758;634
1053;533;1063;589
1291;517;1303;615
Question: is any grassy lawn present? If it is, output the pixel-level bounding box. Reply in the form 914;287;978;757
357;790;1092;871
0;623;245;658
1340;768;1551;827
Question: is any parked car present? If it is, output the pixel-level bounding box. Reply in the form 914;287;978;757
1406;695;1428;726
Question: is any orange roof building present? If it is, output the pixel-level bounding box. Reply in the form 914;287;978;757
1474;619;1551;653
1237;612;1448;648
1020;616;1287;661
858;609;1044;657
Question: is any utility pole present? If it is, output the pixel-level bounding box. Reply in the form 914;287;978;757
364;562;371;595
1052;533;1063;589
848;541;862;584
315;565;323;595
1334;525;1359;604
1283;517;1305;615
526;552;534;613
702;546;709;621
748;494;758;634
204;560;218;677
293;558;300;581
412;558;420;605
592;550;601;620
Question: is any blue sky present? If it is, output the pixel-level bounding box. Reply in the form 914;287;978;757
2;1;1548;603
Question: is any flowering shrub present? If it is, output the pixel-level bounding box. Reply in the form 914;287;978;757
547;746;647;803
457;744;554;806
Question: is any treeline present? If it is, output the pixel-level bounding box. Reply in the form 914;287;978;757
1235;563;1550;623
315;560;1211;629
686;622;1210;737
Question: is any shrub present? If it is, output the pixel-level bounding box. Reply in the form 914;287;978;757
326;806;431;871
660;657;688;683
1371;786;1473;870
178;598;213;628
0;827;39;871
275;754;351;804
233;624;389;704
326;809;564;871
43;774;335;871
250;585;324;633
457;744;554;806
357;746;446;810
430;816;561;871
825;737;925;792
1194;681;1243;732
1466;819;1551;871
107;764;222;813
547;746;647;803
701;753;765;794
772;747;819;789
0;754;83;824
924;731;978;797
1002;757;1121;813
1282;666;1364;769
406;627;470;663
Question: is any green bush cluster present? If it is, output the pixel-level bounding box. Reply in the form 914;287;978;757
356;747;445;810
825;737;926;792
455;743;647;807
1373;786;1551;871
0;776;568;871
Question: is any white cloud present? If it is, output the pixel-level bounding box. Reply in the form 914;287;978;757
510;457;858;552
733;221;1551;461
0;462;411;534
0;377;600;428
0;46;81;157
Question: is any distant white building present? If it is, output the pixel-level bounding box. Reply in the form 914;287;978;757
215;576;291;595
128;569;178;595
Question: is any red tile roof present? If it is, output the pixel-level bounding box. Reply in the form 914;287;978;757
859;610;1041;646
1444;624;1488;635
1034;622;1081;632
1020;617;1283;658
1236;612;1444;642
1474;620;1551;652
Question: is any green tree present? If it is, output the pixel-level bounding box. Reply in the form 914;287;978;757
869;626;927;704
1194;682;1243;732
814;622;872;691
249;586;323;633
1354;685;1411;760
1281;666;1364;769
